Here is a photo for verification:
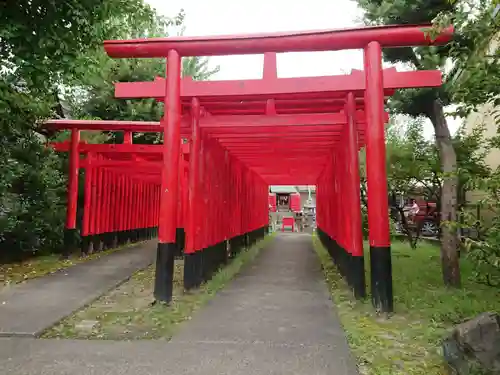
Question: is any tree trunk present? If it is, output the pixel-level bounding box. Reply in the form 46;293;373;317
428;99;461;287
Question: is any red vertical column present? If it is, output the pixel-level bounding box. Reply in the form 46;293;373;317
154;184;160;233
145;182;150;236
102;169;111;248
176;149;183;254
184;98;201;289
81;153;92;254
198;136;206;254
89;158;98;247
131;178;137;240
138;179;144;240
154;49;181;303
64;129;80;256
337;139;348;278
95;164;104;250
364;41;393;312
109;170;118;247
345;92;366;299
123;131;132;144
117;174;125;244
123;175;130;241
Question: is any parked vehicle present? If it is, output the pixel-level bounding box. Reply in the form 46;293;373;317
394;198;440;238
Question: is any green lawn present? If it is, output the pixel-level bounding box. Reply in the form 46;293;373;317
313;236;500;375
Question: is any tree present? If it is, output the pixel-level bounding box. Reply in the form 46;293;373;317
382;116;490;248
355;0;498;287
385;117;441;247
444;1;500;117
65;12;220;145
0;1;175;260
0;79;66;261
0;0;159;88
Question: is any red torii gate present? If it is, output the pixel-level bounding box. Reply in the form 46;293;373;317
45;23;452;313
46;120;191;255
103;23;451;312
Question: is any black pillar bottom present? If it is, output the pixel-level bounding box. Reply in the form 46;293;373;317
184;251;199;290
175;228;185;257
351;255;366;299
200;246;212;281
117;231;127;245
103;232;117;248
316;228;367;300
132;229;139;242
370;246;393;313
153;242;175;303
92;234;104;252
186;228;267;286
109;232;118;249
224;240;230;264
81;235;91;255
62;228;78;258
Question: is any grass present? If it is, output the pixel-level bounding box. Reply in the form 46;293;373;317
44;234;273;340
312;235;500;375
0;242;144;287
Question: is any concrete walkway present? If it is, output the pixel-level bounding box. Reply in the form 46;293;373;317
0;240;157;337
0;234;358;375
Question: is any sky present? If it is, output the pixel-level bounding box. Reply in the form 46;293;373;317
144;0;462;138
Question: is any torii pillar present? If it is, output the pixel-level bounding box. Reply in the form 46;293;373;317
364;42;393;313
154;50;182;304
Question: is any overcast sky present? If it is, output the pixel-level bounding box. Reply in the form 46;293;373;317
144;0;461;137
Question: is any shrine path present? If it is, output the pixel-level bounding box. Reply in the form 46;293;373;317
0;233;358;375
0;240;157;337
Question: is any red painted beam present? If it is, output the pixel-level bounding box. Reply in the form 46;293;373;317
115;69;442;100
223;143;336;149
79;160;162;168
199;112;365;128
211;131;345;139
44;119;191;134
217;138;360;144
203;125;344;135
50;142;190;154
44;113;379;133
104;24;453;58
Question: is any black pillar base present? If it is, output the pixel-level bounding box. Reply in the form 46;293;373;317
132;229;139;243
224;240;230;264
111;232;118;248
117;231;126;245
184;252;198;290
195;250;204;286
153;242;176;303
370;246;393;313
81;235;92;255
175;228;185;257
317;228;367;300
200;246;212;282
102;232;114;249
350;255;366;299
92;234;104;252
62;228;78;258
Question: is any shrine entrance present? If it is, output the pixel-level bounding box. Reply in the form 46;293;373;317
45;23;453;313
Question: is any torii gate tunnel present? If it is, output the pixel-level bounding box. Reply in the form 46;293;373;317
45;24;453;313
